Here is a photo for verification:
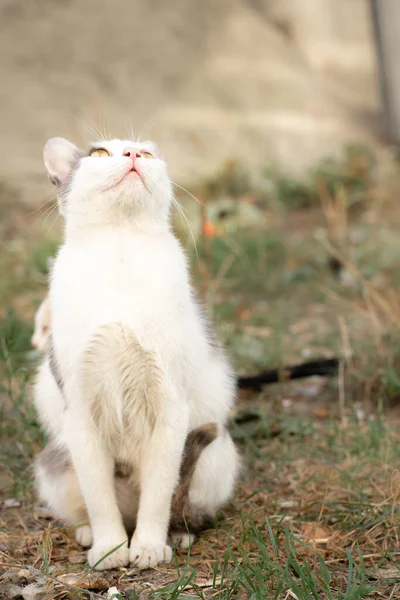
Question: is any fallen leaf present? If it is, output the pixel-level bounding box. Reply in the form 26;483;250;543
202;220;217;238
313;408;329;419
57;572;112;590
69;552;87;564
298;522;331;545
369;567;400;581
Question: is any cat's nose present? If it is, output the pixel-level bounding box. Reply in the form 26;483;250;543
123;148;141;160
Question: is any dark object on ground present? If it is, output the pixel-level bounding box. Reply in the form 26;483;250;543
328;256;343;278
237;358;339;392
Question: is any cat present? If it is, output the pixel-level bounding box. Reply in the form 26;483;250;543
33;137;239;571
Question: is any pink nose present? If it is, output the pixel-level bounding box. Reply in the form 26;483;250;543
123;148;141;159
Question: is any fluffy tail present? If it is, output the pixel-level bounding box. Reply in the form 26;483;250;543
237;358;339;392
169;423;218;533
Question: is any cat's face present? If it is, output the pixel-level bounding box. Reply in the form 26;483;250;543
43;138;172;228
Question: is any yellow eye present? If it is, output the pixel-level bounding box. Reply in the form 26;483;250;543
89;148;110;157
140;151;155;159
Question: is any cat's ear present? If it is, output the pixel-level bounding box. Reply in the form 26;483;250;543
43;137;83;186
142;141;164;161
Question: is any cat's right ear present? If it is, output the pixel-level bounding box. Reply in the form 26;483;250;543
43;137;82;186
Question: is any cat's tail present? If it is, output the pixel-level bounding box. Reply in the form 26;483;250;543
169;423;218;534
237;358;339;392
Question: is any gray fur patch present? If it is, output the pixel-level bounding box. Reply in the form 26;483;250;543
48;334;64;394
37;440;70;475
57;150;84;210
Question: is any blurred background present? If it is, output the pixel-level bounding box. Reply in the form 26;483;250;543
2;2;400;598
0;0;382;200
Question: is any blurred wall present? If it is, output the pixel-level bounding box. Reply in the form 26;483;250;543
0;0;380;204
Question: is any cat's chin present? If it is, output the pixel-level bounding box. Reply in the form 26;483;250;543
115;169;143;189
124;170;141;181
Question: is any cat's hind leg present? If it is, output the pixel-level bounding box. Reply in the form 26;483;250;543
35;442;138;549
35;442;93;547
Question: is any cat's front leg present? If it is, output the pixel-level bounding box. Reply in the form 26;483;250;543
130;403;189;569
62;391;129;570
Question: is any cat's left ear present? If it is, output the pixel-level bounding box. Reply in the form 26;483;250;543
43;137;83;186
142;141;164;160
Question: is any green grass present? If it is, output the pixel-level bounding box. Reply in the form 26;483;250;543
194;143;375;212
151;413;399;599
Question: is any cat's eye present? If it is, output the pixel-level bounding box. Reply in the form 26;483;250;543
140;151;155;159
89;148;110;158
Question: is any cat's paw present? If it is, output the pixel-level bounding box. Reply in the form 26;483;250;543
75;525;93;548
88;541;129;570
170;532;195;549
129;543;173;570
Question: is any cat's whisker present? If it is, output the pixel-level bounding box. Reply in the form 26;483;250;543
38;202;59;224
77;118;106;143
172;195;198;258
42;202;60;230
45;210;61;235
135;113;159;143
170;181;204;206
98;113;110;141
27;195;59;218
31;198;60;225
125;117;137;144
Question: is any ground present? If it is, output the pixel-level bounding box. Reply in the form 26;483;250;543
1;145;400;598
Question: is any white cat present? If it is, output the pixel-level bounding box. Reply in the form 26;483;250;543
33;137;239;571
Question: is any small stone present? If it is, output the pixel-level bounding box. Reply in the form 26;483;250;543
4;498;21;508
21;583;51;600
6;584;23;599
33;505;55;519
18;569;31;580
108;587;123;599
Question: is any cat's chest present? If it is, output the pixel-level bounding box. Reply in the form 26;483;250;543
52;233;187;324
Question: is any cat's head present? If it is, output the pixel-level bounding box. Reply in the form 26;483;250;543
43;137;172;229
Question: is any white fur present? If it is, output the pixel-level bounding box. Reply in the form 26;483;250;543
34;137;239;570
31;259;54;352
33;358;64;439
